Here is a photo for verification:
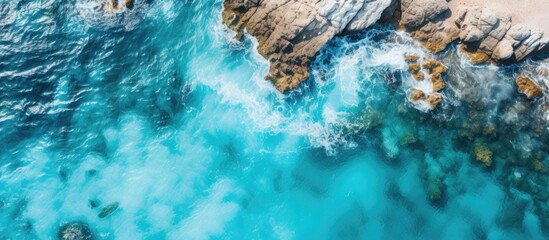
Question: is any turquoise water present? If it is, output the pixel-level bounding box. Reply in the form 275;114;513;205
1;0;549;239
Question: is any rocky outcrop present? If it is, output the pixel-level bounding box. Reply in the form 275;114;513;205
223;0;548;92
406;56;447;110
516;76;543;98
410;88;426;101
400;0;448;28
454;7;548;62
400;0;460;53
407;62;424;81
399;0;549;63
426;93;442;109
222;0;396;92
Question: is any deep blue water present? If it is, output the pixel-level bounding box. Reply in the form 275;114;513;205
1;0;549;239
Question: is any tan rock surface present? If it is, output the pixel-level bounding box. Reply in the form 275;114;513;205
516;76;543;98
223;0;548;93
429;72;445;92
426;93;442;109
422;58;447;74
399;0;548;63
222;0;396;92
460;45;491;64
410;89;426;101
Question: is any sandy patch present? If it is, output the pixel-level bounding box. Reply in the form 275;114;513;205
448;0;549;34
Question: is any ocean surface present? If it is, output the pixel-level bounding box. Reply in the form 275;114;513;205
1;0;549;239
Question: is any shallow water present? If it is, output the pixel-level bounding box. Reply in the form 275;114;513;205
1;0;549;239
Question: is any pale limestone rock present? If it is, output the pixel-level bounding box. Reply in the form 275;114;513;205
400;0;448;28
457;7;493;42
508;25;531;43
493;39;514;61
346;0;396;31
514;29;547;60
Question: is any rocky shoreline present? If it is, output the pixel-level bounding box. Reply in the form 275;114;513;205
222;0;548;94
222;0;395;93
401;0;548;64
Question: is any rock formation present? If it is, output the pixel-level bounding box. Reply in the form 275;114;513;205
98;202;119;218
408;62;424;81
406;55;446;109
516;76;543;98
410;88;426;101
399;0;548;63
222;0;548;92
474;142;493;167
426;93;442;110
222;0;396;92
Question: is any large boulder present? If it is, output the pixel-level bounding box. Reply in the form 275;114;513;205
400;0;449;28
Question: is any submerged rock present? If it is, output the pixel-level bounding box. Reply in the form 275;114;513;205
57;222;93;240
427;177;444;203
359;108;385;130
98;202;119;218
533;160;548;173
474;143;493;167
399;132;418;146
482;124;497;138
88;199;100;209
516;76;543;98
